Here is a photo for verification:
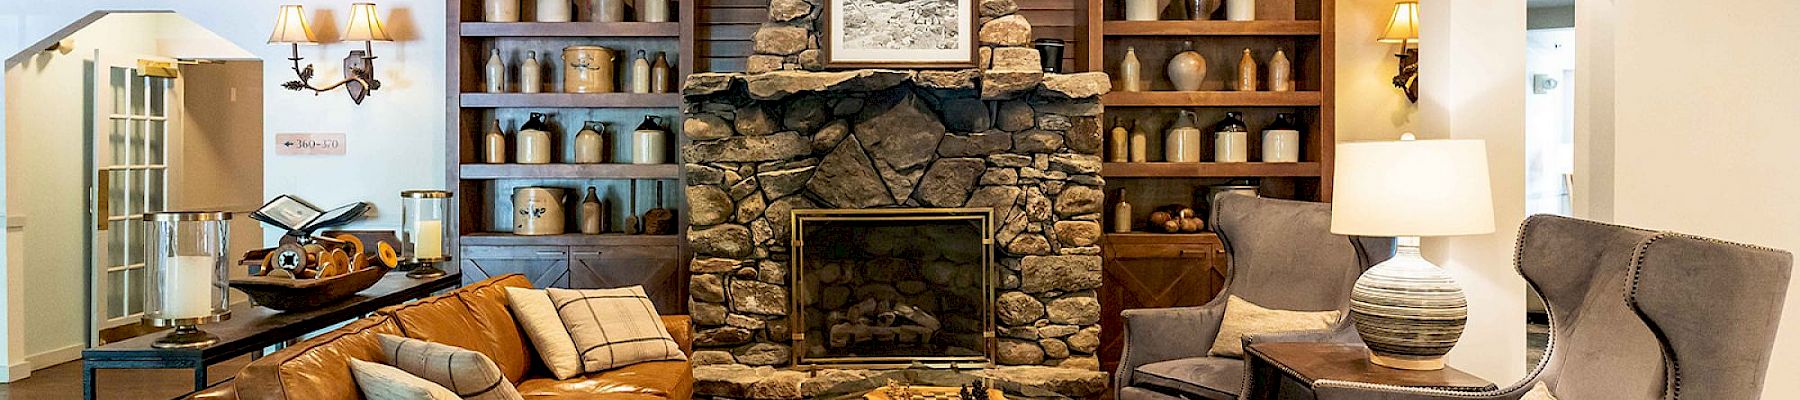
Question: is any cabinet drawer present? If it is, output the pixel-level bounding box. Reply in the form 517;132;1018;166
1107;244;1222;259
461;245;567;260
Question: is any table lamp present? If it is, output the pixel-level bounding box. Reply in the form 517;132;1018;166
1331;133;1494;370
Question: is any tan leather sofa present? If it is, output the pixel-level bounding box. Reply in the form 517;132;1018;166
188;274;694;400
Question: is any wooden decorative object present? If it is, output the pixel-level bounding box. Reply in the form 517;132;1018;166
228;267;388;312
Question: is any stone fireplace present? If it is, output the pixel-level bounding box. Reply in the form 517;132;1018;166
679;0;1110;397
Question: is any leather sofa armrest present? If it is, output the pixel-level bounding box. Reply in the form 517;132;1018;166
662;315;695;356
184;381;239;399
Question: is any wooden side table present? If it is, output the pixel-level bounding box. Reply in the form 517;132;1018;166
82;272;459;400
1243;342;1496;400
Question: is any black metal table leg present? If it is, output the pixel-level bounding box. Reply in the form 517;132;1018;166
83;363;97;400
194;363;208;391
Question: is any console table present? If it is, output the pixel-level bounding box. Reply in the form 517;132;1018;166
1244;342;1497;400
82;271;460;400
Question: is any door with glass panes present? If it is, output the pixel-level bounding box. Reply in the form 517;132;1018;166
90;53;175;341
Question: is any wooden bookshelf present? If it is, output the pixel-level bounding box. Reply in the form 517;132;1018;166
447;1;695;306
1102;91;1323;107
458;93;684;108
1081;0;1337;375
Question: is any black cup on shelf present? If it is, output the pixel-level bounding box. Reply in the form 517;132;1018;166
1034;39;1065;73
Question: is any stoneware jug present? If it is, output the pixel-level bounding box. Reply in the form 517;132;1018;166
590;0;625;22
579;186;603;234
1125;0;1161;21
1165;111;1203;162
484;49;506;93
1120;47;1143;92
651;52;672;93
1237;48;1259;92
520;50;542;93
483;119;507;163
630;50;651;94
563;46;616;93
537;0;572;22
512;187;568;235
516;113;554;164
1168;41;1207;91
484;0;520;22
1269;49;1293;92
574;121;606;163
632;116;668;164
641;0;671;22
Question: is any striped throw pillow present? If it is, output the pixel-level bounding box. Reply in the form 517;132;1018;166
348;358;459;400
546;286;687;373
377;334;523;400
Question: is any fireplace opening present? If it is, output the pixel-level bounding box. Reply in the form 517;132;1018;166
791;208;995;368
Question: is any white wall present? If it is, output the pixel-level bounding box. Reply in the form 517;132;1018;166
176;60;266;296
0;1;444;379
1335;0;1418;141
1586;0;1800;396
1416;0;1529;384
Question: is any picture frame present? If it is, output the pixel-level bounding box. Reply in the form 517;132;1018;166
821;0;980;69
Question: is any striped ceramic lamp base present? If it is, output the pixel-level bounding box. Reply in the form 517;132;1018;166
1349;239;1468;370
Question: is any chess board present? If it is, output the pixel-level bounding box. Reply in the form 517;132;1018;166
864;386;1006;400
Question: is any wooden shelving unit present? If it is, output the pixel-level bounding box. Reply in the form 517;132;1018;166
1102;91;1323;107
1080;0;1336;375
459;93;684;108
447;1;695;309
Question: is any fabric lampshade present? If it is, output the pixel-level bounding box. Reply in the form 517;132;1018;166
1378;1;1420;44
268;5;318;44
1331;134;1495;237
344;3;393;42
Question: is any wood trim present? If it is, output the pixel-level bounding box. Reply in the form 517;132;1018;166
458;163;682;179
458;93;683;108
459;22;681;37
1319;0;1337;201
818;0;981;69
460;233;682;246
1100;162;1323;178
1102;91;1323;107
1103;20;1321;36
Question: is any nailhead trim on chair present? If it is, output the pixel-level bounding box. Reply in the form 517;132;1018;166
1622;231;1790;400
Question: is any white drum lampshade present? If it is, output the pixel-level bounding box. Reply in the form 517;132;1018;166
1330;133;1495;370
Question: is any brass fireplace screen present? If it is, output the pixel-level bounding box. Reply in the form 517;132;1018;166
789;208;995;369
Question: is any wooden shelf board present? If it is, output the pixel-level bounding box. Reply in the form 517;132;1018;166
1103;91;1323;107
1102;162;1322;178
1103;20;1323;36
459;93;682;108
459;22;681;37
459;163;681;179
460;233;681;247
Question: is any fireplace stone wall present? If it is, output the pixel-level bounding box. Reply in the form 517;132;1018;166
679;1;1111;397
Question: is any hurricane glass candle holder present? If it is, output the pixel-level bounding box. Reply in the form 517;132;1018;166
144;211;233;349
400;190;453;279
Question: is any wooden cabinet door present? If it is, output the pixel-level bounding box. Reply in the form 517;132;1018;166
1099;234;1229;373
567;245;685;315
459;245;571;288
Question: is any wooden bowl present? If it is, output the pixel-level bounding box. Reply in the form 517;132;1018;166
229;267;387;312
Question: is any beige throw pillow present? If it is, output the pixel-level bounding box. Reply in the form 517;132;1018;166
547;286;687;373
505;287;584;380
377;334;523;400
1207;295;1342;358
348;358;460;400
1522;382;1558;400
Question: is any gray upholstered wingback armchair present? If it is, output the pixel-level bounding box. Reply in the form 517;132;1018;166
1274;215;1793;400
1114;194;1396;400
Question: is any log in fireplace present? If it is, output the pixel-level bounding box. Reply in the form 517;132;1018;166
790;208;995;369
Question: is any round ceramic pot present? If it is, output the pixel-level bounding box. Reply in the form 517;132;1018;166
563;46;616;93
512;187;568;235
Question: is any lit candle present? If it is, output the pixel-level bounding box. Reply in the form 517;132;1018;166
164;255;217;319
414;219;443;259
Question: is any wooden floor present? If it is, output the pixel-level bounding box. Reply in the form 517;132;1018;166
0;356;251;400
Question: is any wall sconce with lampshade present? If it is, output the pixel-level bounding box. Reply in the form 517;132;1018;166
269;3;393;104
1379;1;1420;102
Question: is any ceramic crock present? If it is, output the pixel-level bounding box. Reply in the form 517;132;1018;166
563;46;616;93
512;187;567;235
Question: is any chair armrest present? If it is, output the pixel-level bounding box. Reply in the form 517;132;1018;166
1114;305;1225;396
1241;319;1361;348
1310;380;1525;400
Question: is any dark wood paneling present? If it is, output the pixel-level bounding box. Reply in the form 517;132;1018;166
1099;233;1229;373
570;245;686;314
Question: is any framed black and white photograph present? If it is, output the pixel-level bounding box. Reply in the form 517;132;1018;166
822;0;978;68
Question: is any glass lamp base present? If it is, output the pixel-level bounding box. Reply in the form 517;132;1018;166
152;325;220;349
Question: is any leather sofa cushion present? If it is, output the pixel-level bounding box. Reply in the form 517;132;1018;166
235;314;404;400
382;290;516;380
1132;356;1244;399
660;315;693;356
515;360;694;400
456;274;538;382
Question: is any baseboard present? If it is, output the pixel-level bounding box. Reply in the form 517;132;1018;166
2;360;30;382
26;343;83;371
